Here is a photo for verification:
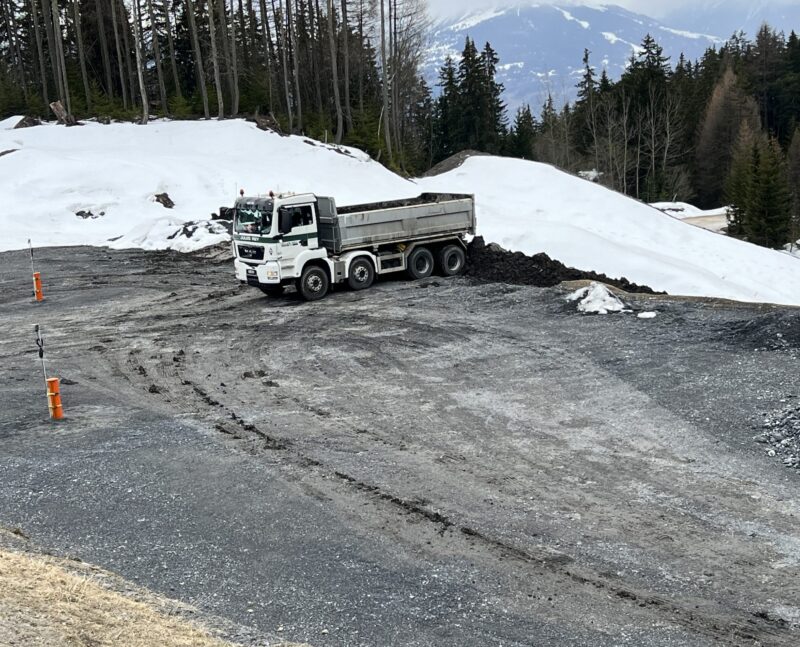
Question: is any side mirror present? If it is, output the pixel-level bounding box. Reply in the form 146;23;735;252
279;208;293;235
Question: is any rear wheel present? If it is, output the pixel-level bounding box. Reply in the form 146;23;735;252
258;285;284;297
297;265;329;301
347;257;375;290
439;245;466;276
406;247;434;280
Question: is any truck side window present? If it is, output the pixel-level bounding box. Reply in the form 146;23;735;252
292;205;314;228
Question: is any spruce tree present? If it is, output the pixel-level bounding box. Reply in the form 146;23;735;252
725;121;758;237
787;127;800;249
745;138;792;249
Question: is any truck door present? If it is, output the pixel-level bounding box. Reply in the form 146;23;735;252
277;204;318;270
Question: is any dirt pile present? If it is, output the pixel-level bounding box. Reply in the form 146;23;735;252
721;311;800;350
756;404;800;469
466;236;660;294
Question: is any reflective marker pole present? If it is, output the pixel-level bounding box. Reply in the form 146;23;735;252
34;324;47;385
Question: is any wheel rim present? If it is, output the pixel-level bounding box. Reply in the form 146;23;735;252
446;253;462;272
415;255;430;274
307;274;323;292
353;264;368;283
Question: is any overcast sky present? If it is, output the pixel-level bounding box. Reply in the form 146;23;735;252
425;0;791;21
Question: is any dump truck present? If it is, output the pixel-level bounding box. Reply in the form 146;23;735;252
232;192;476;301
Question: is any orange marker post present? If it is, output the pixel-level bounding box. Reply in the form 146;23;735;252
29;240;44;302
33;271;43;301
47;377;64;420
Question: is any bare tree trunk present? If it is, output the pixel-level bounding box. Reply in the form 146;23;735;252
73;0;92;111
184;0;208;116
30;0;50;107
312;0;324;117
95;0;114;98
326;0;343;143
273;0;293;130
132;0;149;122
4;0;29;101
39;0;61;101
258;0;274;112
340;0;352;130
110;0;129;108
357;0;363;114
378;0;392;160
118;0;137;104
163;0;182;99
229;0;240;114
216;0;233;112
146;0;168;113
208;0;225;118
237;0;249;68
287;0;302;131
50;0;72;114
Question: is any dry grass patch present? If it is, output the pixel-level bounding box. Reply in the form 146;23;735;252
0;546;307;647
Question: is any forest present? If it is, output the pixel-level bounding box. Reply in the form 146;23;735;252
0;1;798;249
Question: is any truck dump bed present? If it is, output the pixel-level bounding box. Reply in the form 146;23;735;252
317;193;475;254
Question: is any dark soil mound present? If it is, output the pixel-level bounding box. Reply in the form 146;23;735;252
465;236;661;294
719;311;800;350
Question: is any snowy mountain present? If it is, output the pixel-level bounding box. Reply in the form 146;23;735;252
424;3;724;109
3;116;800;305
663;1;800;41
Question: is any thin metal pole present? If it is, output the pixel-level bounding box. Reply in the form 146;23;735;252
35;324;48;385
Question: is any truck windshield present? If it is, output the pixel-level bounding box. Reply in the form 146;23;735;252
235;208;272;235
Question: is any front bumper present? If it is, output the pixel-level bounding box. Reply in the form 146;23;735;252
234;258;281;285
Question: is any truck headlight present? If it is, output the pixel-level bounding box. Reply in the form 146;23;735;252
265;262;280;280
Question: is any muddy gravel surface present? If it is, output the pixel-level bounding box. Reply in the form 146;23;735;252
1;246;799;646
466;236;661;293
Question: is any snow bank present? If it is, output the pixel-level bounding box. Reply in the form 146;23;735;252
567;282;627;314
0;118;416;252
650;201;729;219
3;118;800;306
418;156;800;305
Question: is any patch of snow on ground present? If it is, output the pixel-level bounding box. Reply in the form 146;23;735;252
650;202;728;219
638;312;658;319
567;283;626;314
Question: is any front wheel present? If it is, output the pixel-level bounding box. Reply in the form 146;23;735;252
406;247;434;280
439;245;466;276
347;257;375;290
297;265;329;301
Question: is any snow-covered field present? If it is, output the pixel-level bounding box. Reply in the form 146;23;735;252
2;116;800;306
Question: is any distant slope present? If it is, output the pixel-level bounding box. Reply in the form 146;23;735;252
425;3;722;109
2;118;800;305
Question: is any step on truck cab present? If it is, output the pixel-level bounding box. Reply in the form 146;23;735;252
232;192;476;301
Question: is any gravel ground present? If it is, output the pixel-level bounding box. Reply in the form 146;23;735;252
1;245;799;646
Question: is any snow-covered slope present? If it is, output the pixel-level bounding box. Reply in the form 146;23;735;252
2;117;800;306
419;156;800;306
0;117;417;252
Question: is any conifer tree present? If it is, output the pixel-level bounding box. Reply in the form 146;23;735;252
725;121;759;237
745;138;792;248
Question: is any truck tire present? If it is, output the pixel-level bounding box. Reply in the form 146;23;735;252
439;245;466;276
297;266;329;301
347;257;375;290
406;247;434;280
258;285;284;297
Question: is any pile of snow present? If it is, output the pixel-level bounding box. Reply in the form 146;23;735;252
567;282;627;314
3;117;800;306
418;156;800;306
0;117;417;252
